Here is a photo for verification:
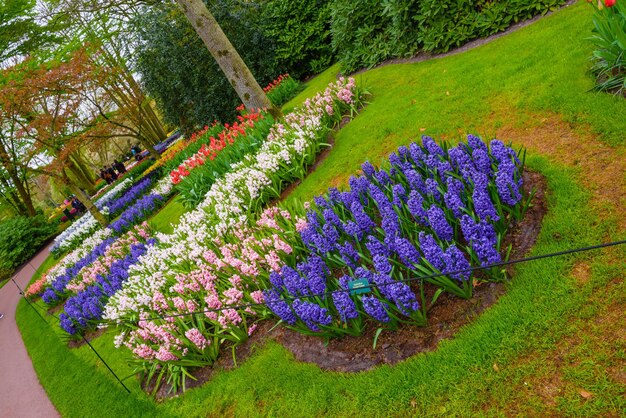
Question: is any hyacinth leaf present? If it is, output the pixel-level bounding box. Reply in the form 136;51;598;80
372;327;383;349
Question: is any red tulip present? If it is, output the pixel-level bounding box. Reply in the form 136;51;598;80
605;0;616;6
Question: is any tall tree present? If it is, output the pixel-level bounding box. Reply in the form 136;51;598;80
175;0;279;117
0;50;120;226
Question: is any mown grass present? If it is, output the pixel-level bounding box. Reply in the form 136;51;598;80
147;194;189;234
17;2;625;416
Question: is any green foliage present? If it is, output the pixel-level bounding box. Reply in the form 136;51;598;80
126;158;156;181
331;0;566;73
134;1;279;134
162;125;224;174
266;76;303;107
589;0;626;94
260;0;334;78
0;214;57;279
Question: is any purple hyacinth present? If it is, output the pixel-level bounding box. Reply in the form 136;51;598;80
323;209;342;227
305;255;328;295
350;200;376;233
354;266;374;283
448;146;473;171
332;289;359;322
471;148;492;176
472;185;500;222
282;265;310;296
460;215;501;266
342;220;363;240
314;195;330;209
490;140;521;166
368;183;393;212
321;223;340;252
365;235;391;258
442;244;472;281
373;254;393;274
269;271;284;289
495;161;522;206
392;183;406;207
425;178;442;201
405;169;428;195
381;208;401;238
361;296;390;323
418;232;445;271
371;272;395;299
444;176;466;218
407;190;428;223
108;193;164;234
467;134;488;153
292;299;332;331
263;289;297;325
338;241;360;269
387;282;420;315
393;237;421;266
361;161;376;177
427;205;454;241
349;175;371;198
422;136;445;156
106;174;157;215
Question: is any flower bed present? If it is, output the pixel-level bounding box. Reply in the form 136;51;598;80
102;77;365;393
264;135;529;338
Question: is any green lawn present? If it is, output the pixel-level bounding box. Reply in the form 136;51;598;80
17;2;625;416
147;194;189;234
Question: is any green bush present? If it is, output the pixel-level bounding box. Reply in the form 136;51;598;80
0;215;57;280
260;0;334;78
266;75;304;107
331;0;566;73
590;0;626;94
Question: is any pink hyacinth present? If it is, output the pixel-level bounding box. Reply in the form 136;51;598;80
185;328;210;350
155;347;179;362
250;290;264;304
132;344;156;360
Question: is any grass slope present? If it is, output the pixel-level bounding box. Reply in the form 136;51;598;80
17;2;625;416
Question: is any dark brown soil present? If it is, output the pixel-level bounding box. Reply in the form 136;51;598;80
153;170;547;398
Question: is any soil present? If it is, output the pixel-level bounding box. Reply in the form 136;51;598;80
152;170;547;398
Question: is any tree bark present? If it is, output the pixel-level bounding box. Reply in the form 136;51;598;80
175;0;281;118
63;169;108;227
0;140;36;216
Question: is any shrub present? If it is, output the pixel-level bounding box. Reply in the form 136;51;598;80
590;0;626;94
0;215;58;280
260;0;334;78
331;0;566;73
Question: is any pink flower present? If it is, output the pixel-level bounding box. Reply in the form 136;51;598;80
185;328;210;350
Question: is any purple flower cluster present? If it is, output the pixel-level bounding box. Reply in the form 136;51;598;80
265;135;525;337
108;194;164;234
59;240;154;335
42;237;116;305
106;171;160;216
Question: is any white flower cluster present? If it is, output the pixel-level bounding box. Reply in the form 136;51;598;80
94;178;133;209
152;175;175;197
104;77;360;322
46;228;114;284
49;178;132;254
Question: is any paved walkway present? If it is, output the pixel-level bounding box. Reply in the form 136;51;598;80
0;247;59;418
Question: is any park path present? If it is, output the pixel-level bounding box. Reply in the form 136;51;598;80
0;246;59;418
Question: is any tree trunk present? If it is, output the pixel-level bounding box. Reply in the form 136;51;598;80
175;0;281;118
0;141;36;216
63;169;108;228
67;159;96;196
